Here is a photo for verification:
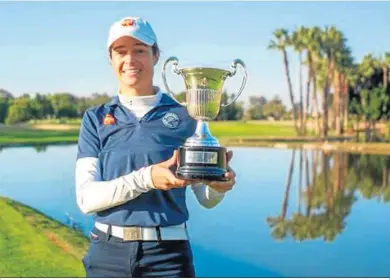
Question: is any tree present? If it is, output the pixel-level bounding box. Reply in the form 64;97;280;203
263;95;286;120
216;92;244;121
269;29;299;134
49;93;78;118
349;53;390;141
292;26;306;133
0;89;13;99
334;47;354;135
88;92;112;108
306;27;323;136
0;98;10;123
29;93;54;119
246;96;267;120
267;149;296;240
319;26;344;138
380;52;390;89
5;97;33;125
351;86;388;141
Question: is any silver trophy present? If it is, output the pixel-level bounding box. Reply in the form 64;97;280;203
162;57;247;181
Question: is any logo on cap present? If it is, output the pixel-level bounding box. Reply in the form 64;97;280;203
162;112;180;129
121;18;135;27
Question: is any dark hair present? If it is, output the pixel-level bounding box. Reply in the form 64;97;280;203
152;42;160;57
109;41;160;60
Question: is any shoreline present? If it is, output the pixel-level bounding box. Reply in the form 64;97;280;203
224;141;390;156
0;140;78;149
1;136;390;156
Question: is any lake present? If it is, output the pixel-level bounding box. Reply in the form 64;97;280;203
1;144;390;277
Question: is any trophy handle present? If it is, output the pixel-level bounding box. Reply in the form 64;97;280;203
162;56;185;105
221;59;247;107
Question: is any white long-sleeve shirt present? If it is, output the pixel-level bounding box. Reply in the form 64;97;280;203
75;91;226;215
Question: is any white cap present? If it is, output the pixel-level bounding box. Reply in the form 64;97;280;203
107;17;157;51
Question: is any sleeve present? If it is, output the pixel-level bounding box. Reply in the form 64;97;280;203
74;110;156;214
77;110;101;160
75;158;155;214
190;183;226;209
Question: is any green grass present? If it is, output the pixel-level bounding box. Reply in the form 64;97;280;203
0;121;297;146
0;196;88;277
209;121;296;138
0;126;79;145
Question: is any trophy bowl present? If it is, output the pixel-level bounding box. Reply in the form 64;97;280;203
162;57;247;181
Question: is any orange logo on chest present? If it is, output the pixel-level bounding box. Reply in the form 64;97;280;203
103;113;115;125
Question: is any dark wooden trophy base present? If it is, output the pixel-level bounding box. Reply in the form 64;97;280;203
176;146;228;182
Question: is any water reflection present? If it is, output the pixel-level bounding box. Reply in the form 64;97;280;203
33;144;48;153
267;149;390;242
1;144;389;277
0;143;72;153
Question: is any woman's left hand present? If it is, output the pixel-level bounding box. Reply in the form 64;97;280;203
205;150;236;193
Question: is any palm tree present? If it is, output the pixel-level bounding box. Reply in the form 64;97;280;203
307;149;320;215
346;63;360;137
266;149;296;240
297;26;322;136
359;53;380;80
292;27;306;134
380;52;390;138
334;46;354;135
314;56;329;136
299;27;320;136
339;48;355;135
282;149;296;218
327;31;349;135
298;148;303;213
319;26;345;138
269;29;299;133
304;149;311;214
380;52;390;88
288;151;355;242
308;27;323;136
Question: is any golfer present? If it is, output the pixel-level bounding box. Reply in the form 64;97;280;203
75;16;236;278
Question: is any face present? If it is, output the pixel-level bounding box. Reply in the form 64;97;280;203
110;36;158;92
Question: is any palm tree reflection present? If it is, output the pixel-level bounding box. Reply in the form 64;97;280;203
267;149;296;240
267;148;390;242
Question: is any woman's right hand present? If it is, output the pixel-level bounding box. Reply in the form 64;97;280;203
150;150;194;190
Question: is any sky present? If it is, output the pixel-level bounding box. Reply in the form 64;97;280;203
1;1;390;108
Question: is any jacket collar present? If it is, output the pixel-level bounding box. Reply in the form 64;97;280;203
104;87;179;108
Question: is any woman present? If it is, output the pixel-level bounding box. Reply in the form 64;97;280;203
75;16;237;278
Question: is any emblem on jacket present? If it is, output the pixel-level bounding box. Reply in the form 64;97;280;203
103;113;115;125
162;112;180;128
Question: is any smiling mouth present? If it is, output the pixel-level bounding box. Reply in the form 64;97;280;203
122;69;141;76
